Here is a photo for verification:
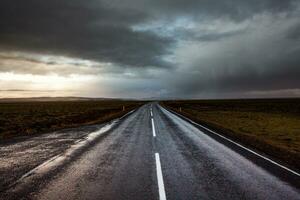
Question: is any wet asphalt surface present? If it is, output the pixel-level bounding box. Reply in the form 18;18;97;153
0;124;102;192
1;103;300;200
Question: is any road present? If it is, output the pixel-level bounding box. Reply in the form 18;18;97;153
1;103;300;200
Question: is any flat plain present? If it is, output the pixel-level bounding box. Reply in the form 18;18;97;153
0;99;143;139
162;99;300;170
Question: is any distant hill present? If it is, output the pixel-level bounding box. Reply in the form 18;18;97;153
0;97;121;102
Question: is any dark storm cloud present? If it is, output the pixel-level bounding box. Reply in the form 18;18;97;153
0;0;172;68
0;0;297;69
116;0;296;21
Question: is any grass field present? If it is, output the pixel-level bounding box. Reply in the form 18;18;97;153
162;99;300;170
0;99;144;139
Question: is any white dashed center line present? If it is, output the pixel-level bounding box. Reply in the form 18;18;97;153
151;118;156;137
155;153;167;200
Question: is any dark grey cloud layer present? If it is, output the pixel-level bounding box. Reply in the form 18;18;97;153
0;0;172;68
0;0;296;67
0;0;300;98
118;0;296;21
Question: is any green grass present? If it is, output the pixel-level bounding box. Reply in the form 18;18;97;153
0;100;144;139
162;99;300;169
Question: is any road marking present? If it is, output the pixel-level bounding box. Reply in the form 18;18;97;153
151;118;156;137
151;110;153;117
162;106;300;177
155;153;167;200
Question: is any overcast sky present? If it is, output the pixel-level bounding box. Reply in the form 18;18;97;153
0;0;300;99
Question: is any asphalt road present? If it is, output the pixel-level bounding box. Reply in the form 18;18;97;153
1;103;300;200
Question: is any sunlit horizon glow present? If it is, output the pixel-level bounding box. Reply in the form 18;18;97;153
0;72;96;98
